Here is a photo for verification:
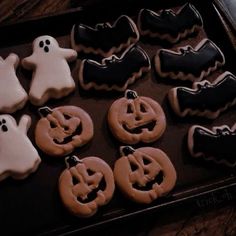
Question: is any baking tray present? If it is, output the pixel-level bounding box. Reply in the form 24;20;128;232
0;0;235;235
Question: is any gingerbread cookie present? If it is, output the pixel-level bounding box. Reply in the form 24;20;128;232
35;106;94;157
71;15;139;57
22;35;77;106
79;46;150;91
188;124;236;167
59;155;115;217
108;90;166;144
168;72;236;119
0;53;27;113
155;38;225;82
137;3;203;43
114;146;177;204
0;114;41;181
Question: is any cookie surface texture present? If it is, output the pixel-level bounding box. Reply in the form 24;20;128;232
59;155;115;217
114;146;177;204
108;90;166;144
22;35;77;106
35;106;94;157
0;114;41;181
0;53;28;113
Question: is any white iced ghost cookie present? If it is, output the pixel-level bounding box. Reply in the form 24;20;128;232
22;35;77;106
0;53;27;113
0;114;41;181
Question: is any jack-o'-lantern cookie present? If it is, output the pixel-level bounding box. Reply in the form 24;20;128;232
22;35;77;106
35;106;94;157
114;146;177;204
0;114;41;181
59;155;115;217
108;90;166;144
0;53;28;113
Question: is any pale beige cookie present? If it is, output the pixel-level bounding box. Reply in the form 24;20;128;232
59;155;115;217
0;53;27;113
22;35;77;106
35;106;94;157
108;90;166;144
114;146;177;204
0;114;41;181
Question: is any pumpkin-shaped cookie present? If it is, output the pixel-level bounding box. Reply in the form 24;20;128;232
59;155;115;217
35;106;94;157
108;90;166;144
114;146;177;204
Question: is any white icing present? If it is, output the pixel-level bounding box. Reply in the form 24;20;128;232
0;53;27;113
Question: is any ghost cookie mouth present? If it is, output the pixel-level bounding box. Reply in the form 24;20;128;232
123;120;157;134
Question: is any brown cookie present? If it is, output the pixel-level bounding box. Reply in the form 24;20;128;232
108;90;166;144
59;155;115;217
35;106;94;157
114;146;177;204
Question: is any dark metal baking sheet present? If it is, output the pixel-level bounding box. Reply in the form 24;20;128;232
0;0;235;235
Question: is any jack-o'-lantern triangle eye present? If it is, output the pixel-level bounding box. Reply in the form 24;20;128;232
127;104;133;114
72;176;79;185
50;121;57;128
140;103;146;113
63;114;71;120
143;157;151;165
130;162;139;172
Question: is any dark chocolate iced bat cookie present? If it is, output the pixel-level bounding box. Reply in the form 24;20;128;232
79;46;151;91
71;15;139;57
155;38;225;82
168;72;236;119
188;124;236;167
137;3;203;43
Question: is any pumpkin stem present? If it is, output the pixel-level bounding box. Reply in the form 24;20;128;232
120;146;135;156
65;155;82;168
38;106;53;117
125;90;138;99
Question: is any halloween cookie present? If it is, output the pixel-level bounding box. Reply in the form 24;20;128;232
0;114;41;181
59;155;115;217
188;124;236;167
0;53;27;113
168;72;236;119
22;35;77;106
114;146;177;204
35;106;94;157
137;3;203;43
79;46;150;91
71;15;139;57
154;38;225;82
108;90;166;144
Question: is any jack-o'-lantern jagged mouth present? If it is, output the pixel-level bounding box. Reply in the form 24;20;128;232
76;176;107;204
122;120;156;134
132;170;164;191
53;123;82;145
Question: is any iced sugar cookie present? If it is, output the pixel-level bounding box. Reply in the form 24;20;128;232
155;39;225;82
0;114;41;181
71;15;139;57
59;155;115;217
35;106;94;157
138;3;203;43
108;90;166;144
79;46;150;91
0;53;27;113
168;72;236;119
188;124;236;167
22;35;77;106
114;146;177;204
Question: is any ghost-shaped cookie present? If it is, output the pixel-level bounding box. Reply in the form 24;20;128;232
0;114;41;181
22;35;77;106
0;53;28;113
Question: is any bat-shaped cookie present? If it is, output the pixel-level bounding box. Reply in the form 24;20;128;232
137;3;203;43
155;38;225;82
79;46;151;91
188;124;236;167
168;72;236;119
71;15;139;57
